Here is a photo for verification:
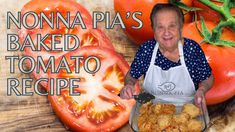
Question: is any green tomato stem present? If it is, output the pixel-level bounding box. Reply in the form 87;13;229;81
210;20;226;42
198;0;235;46
222;0;233;19
198;0;222;13
199;0;234;24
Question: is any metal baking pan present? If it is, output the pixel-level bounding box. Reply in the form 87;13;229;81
129;92;210;132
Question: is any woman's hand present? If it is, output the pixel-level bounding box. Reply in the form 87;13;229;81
120;84;135;99
194;74;214;107
120;70;138;99
195;88;206;107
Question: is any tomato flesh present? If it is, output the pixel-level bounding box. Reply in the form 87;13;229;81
20;0;114;88
48;46;140;131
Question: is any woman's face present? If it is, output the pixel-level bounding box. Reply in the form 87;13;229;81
153;10;182;50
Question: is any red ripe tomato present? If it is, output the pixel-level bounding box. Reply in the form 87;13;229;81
20;0;114;88
182;21;235;105
48;46;141;131
193;0;235;23
182;21;235;44
200;44;235;105
114;0;193;45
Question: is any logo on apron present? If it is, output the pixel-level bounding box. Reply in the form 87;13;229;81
157;82;183;95
158;82;175;92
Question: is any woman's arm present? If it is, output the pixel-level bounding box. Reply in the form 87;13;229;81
124;71;138;86
198;74;214;93
119;41;155;99
195;74;214;106
120;71;138;99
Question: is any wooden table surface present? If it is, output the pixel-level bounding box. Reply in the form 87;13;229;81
0;0;234;132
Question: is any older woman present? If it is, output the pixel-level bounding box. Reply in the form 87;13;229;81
120;3;214;106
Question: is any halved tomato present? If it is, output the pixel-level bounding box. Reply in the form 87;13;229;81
21;0;92;23
19;0;114;88
182;21;235;105
19;0;93;40
24;23;114;64
48;46;140;131
26;23;114;88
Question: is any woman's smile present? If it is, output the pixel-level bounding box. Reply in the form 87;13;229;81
154;9;181;51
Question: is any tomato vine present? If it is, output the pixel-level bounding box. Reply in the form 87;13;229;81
197;0;235;46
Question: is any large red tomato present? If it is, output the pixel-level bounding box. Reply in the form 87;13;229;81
200;44;235;105
114;0;193;45
193;0;235;23
182;21;235;44
48;46;141;131
183;21;235;105
20;0;114;88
